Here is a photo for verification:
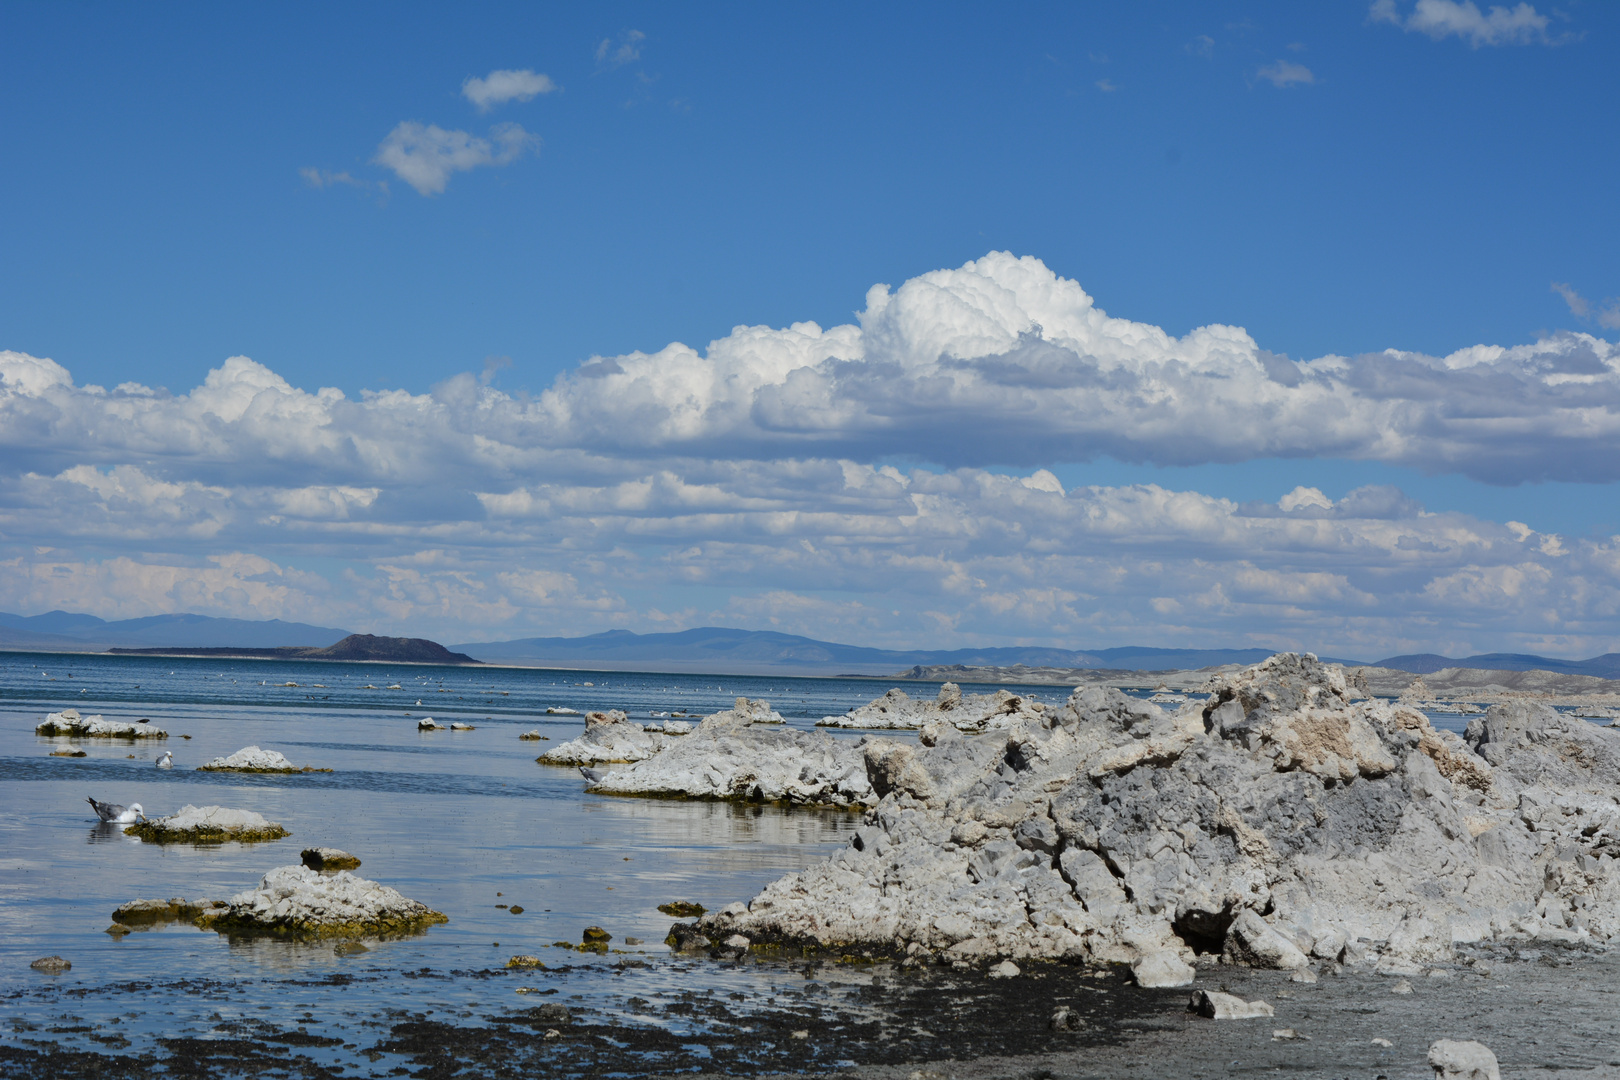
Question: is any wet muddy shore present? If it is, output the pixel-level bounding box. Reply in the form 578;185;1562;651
7;942;1618;1079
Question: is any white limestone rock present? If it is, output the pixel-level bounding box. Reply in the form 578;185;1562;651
819;683;1047;732
1428;1039;1501;1080
539;710;673;765
585;698;874;807
697;652;1620;969
1189;990;1274;1020
36;710;168;739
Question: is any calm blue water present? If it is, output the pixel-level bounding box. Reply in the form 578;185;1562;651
0;650;1080;1073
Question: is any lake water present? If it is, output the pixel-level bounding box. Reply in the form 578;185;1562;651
0;650;1104;1076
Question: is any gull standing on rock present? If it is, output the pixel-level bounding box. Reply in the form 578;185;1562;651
156;751;173;769
86;797;144;823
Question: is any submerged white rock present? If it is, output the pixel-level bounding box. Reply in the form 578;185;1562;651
586;698;874;807
818;683;1046;732
696;653;1620;972
36;710;168;739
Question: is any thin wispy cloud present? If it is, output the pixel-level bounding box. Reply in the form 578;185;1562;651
461;68;558;112
1186;35;1215;58
1257;59;1315;87
1553;282;1620;330
299;168;388;198
1095;79;1118;93
1370;0;1555;47
596;29;645;69
372;121;537;196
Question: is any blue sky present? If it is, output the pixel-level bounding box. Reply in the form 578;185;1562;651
2;1;1618;658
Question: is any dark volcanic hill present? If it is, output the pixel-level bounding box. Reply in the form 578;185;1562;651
107;634;479;665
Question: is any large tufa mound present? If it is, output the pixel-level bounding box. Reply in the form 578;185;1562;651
818;683;1047;732
196;865;448;938
197;746;331;773
36;710;168;739
539;710;674;765
125;804;290;844
701;653;1620;983
585;698;874;808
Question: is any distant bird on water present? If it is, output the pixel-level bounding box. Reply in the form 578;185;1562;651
87;797;144;823
156;751;173;769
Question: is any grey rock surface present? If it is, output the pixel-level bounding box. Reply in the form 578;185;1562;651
698;653;1620;973
36;710;167;739
539;710;674;765
585;698;874;807
820;683;1047;731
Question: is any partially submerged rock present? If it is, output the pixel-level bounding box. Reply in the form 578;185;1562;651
819;683;1046;732
584;698;874;807
699;653;1620;971
539;710;673;765
125;804;290;844
29;956;70;972
301;847;361;871
195;865;448;938
197;746;331;773
36;710;167;739
111;897;227;927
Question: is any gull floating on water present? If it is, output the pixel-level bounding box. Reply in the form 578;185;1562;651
87;797;145;823
156;751;173;769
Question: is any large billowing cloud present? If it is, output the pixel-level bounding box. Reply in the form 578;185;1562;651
6;253;1615;485
2;253;1617;653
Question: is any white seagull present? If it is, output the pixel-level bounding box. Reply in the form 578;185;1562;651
156;751;174;769
87;797;145;824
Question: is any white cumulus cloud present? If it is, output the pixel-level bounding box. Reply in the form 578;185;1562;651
462;69;558;111
1370;0;1554;46
373;121;537;196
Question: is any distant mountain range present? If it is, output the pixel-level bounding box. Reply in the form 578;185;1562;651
1372;651;1620;679
453;627;1338;675
3;609;1619;679
0;610;352;652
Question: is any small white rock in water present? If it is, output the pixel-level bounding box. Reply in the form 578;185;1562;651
30;955;70;972
988;959;1020;979
38;711;168;739
1271;1028;1309;1041
449;722;475;731
418;718;445;730
1289;967;1318;984
1189;990;1274;1020
1049;1006;1083;1031
1428;1039;1501;1080
1371;1038;1394;1047
198;746;324;773
722;934;751;949
128;804;289;843
1390;979;1415;995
